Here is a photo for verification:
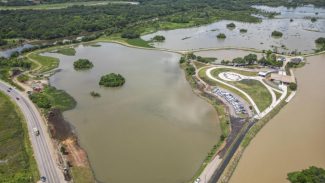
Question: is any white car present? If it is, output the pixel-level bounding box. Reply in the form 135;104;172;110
33;127;40;136
194;178;201;183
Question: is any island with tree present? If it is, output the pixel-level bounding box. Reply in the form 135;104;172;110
287;166;325;183
99;73;125;87
217;33;226;39
226;23;236;29
152;35;166;42
271;30;283;37
73;59;94;70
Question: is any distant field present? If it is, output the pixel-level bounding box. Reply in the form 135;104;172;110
0;91;39;182
0;1;138;10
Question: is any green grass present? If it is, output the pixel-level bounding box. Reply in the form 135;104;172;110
230;79;272;112
55;48;76;56
0;68;24;91
0;1;136;10
0;91;39;182
193;61;208;69
96;35;153;48
125;38;153;48
42;86;76;112
211;68;258;78
28;53;59;73
71;166;95;183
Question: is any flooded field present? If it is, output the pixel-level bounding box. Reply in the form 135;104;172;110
48;43;220;183
229;54;325;183
142;6;325;53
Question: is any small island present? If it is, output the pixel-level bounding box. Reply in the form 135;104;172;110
217;33;226;39
99;73;125;87
239;29;247;33
271;30;283;37
152;35;166;42
90;91;101;97
311;17;317;22
226;23;236;29
73;59;94;70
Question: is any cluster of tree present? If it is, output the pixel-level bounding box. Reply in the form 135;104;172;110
315;37;325;52
217;33;226;39
222;53;258;65
196;56;216;63
0;58;32;69
29;92;52;109
271;30;283;37
121;31;140;39
152;35;165;42
73;59;93;70
289;82;297;91
240;29;248;33
287;166;325;183
185;64;195;75
259;50;283;67
226;22;236;28
99;73;125;87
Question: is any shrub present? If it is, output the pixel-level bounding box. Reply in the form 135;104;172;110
121;31;140;39
73;59;93;70
99;73;125;87
152;35;165;42
217;33;226;39
226;23;236;28
271;31;283;37
315;37;325;45
29;93;51;109
289;83;297;91
240;29;247;33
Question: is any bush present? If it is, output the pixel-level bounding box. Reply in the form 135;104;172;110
271;31;283;37
99;73;125;87
29;93;51;109
289;83;297;91
152;35;165;42
226;23;236;28
179;56;186;64
315;37;325;45
240;29;247;33
217;33;226;39
311;17;317;22
0;39;7;46
73;59;93;70
185;65;195;75
17;74;29;83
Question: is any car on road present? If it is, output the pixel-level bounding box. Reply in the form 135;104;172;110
16;97;20;100
33;127;40;136
7;89;10;92
40;176;46;182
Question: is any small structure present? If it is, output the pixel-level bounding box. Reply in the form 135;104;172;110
277;56;286;62
270;73;295;84
258;71;268;77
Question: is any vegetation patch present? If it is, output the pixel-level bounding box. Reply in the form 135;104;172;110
73;59;94;70
152;35;165;42
17;74;29;83
99;73;125;87
0;91;39;183
226;22;236;29
287;166;325;183
56;47;76;56
271;30;283;37
240;29;247;33
28;53;59;73
90;91;101;97
217;33;226;39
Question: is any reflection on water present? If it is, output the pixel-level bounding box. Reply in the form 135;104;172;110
49;43;220;183
143;6;325;53
230;54;325;183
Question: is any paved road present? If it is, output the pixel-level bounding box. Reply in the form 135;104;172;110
0;81;65;183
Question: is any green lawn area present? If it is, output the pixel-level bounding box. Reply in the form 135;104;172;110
231;79;272;112
42;86;76;111
28;53;59;73
193;61;208;69
55;47;76;56
71;166;95;183
0;91;39;182
211;68;258;78
96;35;153;48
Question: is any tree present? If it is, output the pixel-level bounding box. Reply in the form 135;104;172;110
287;166;325;183
121;31;140;39
315;37;325;45
73;59;93;70
239;29;247;33
99;73;125;87
152;35;165;42
244;54;257;65
0;39;7;46
311;17;317;22
232;57;245;65
226;23;236;28
271;30;283;37
185;65;195;75
216;33;226;39
289;83;297;91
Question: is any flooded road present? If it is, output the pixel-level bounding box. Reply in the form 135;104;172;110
48;43;220;183
229;54;325;183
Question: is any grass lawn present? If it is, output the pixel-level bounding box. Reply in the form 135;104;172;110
211;68;258;78
43;86;76;111
0;91;39;182
28;53;59;73
231;79;272;112
71;167;95;183
96;35;153;48
55;48;76;56
193;61;208;69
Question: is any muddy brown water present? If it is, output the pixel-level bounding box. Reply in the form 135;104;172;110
230;54;325;183
48;43;220;183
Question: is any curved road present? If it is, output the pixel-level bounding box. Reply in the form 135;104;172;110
0;81;65;183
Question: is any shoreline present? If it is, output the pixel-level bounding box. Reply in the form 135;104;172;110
3;38;325;183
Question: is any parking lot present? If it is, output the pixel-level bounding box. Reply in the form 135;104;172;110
212;87;247;115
